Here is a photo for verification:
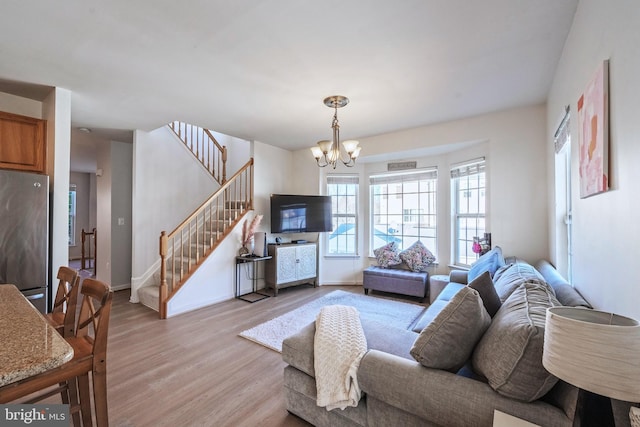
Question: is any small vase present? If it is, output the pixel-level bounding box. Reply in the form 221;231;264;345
238;246;249;256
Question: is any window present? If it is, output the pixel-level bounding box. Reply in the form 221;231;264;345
68;184;77;246
370;169;437;254
451;159;486;266
326;175;359;256
554;107;572;281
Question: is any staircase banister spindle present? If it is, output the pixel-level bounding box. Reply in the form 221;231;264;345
159;231;168;319
203;129;225;153
167;122;227;186
165;158;253;241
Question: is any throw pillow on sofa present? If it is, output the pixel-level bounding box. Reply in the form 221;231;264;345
472;282;561;402
373;242;402;268
467;271;502;317
467;246;506;282
399;240;436;272
410;286;491;372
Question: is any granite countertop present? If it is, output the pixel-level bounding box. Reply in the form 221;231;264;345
0;285;74;387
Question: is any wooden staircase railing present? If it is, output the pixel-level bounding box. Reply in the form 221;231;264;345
158;158;254;319
81;228;96;274
168;121;228;184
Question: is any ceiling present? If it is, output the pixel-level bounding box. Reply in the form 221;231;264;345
0;0;577;153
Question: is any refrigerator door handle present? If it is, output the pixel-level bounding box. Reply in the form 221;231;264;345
25;292;45;301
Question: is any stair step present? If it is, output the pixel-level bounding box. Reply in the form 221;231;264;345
138;285;159;312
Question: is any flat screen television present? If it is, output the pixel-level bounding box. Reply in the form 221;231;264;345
270;194;332;233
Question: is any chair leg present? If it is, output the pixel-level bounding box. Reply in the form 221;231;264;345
67;378;82;427
77;373;93;427
59;381;69;405
92;367;109;427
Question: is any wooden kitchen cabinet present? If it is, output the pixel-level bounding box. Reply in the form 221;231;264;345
0;111;47;173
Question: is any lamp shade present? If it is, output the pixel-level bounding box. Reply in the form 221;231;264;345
341;139;359;153
310;146;323;159
543;307;640;402
317;140;333;153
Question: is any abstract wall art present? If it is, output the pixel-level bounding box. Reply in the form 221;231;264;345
577;60;609;198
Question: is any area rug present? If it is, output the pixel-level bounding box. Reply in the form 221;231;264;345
239;290;426;352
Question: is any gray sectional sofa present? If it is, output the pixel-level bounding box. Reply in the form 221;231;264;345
282;250;592;427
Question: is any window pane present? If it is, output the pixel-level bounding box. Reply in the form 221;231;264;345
327;179;358;255
370;169;438;256
68;186;77;246
451;161;486;266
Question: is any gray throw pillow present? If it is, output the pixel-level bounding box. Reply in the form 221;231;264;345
492;261;552;302
472;282;561;402
468;271;502;317
410;286;491;372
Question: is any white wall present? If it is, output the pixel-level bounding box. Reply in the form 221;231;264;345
43;88;72;300
96;141;112;286
292;105;548;286
130;127;220;300
110;141;133;288
0;92;42;118
209;130;251;180
546;0;640;319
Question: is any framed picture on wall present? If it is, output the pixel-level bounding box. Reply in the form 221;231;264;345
577;60;609;198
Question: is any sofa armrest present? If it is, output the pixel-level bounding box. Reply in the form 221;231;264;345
358;350;571;427
449;270;468;284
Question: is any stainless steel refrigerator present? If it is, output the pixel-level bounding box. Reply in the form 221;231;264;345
0;169;49;313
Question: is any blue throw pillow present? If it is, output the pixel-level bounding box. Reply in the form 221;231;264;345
467;246;505;282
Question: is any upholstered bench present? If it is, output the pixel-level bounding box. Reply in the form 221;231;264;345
363;266;429;301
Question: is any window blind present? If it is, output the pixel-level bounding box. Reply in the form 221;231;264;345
369;168;437;185
450;158;485;178
327;175;359;185
554;106;571;154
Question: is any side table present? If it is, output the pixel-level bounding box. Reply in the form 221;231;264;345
235;255;272;303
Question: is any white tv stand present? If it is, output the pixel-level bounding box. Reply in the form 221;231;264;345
265;242;317;296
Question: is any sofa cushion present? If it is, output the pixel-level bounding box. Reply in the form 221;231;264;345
282;318;419;378
467;246;506;282
534;260;592;308
373;242;402;268
492;261;551;302
467;271;502;317
434;282;465;302
411;286;491;372
399;240;436;272
472;282;561;402
449;269;469;285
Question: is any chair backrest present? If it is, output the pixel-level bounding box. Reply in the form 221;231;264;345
52;266;81;337
76;278;113;362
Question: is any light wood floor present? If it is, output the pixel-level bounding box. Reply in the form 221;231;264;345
105;284;365;427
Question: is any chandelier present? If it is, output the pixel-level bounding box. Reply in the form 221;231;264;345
310;95;361;169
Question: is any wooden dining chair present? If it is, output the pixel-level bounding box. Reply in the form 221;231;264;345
45;266;81;338
0;278;113;427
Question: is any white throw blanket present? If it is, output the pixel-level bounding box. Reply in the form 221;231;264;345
314;305;368;411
